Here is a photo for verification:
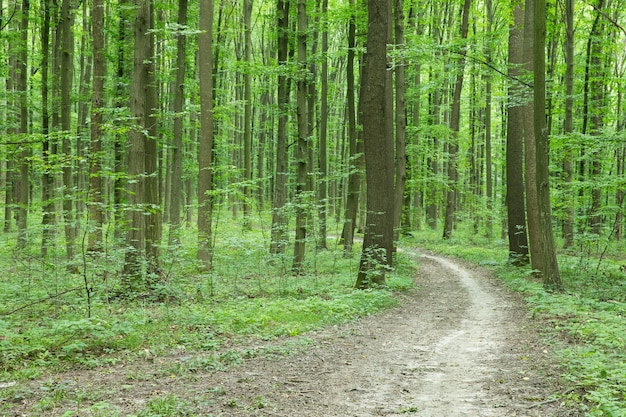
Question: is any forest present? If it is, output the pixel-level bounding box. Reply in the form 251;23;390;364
1;0;626;414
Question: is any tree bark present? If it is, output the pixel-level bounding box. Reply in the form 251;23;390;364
168;0;188;245
356;0;395;289
534;0;562;290
562;0;575;248
16;0;30;250
270;0;290;255
197;0;215;270
242;0;253;229
506;1;529;265
393;0;407;244
292;0;309;273
88;0;105;252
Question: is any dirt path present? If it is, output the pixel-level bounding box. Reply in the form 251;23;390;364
7;251;579;416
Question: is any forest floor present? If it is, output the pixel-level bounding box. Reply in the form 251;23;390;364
7;249;582;416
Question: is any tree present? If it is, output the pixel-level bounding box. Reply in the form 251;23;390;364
393;0;407;244
534;0;562;290
88;0;105;252
356;0;395;289
506;0;529;264
442;0;472;239
293;0;309;273
197;0;215;270
269;0;290;255
168;0;189;245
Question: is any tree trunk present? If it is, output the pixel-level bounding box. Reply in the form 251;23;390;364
356;0;394;289
41;0;55;256
16;0;30;250
506;1;529;265
341;0;361;255
562;0;575;248
168;0;188;245
270;0;290;255
442;0;471;239
317;0;329;250
60;0;76;263
523;0;542;273
123;0;150;284
534;0;562;290
292;0;309;273
197;0;215;270
393;0;407;244
242;0;253;229
88;0;105;252
484;0;493;239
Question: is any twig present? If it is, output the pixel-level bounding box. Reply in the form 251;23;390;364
0;287;83;316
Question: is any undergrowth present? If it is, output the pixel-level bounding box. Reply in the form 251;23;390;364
0;215;415;414
411;226;626;417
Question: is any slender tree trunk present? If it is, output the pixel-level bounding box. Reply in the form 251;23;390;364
356;0;394;289
534;0;562;290
88;0;105;252
242;0;253;229
506;1;529;265
341;0;361;254
197;0;215;270
562;0;575;248
168;0;188;245
484;0;493;239
393;0;407;244
60;0;76;262
41;0;55;256
293;0;309;272
317;0;329;250
270;0;290;255
16;0;30;249
442;0;471;239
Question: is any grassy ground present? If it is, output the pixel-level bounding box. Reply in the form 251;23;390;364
0;217;415;415
410;227;626;417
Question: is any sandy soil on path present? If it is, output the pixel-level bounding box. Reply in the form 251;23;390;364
6;250;580;416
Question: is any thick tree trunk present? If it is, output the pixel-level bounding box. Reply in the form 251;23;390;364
292;0;309;273
356;0;395;289
123;0;150;283
534;0;562;290
506;1;529;265
197;0;215;270
523;0;542;273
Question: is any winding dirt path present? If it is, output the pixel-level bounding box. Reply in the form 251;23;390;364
7;251;578;416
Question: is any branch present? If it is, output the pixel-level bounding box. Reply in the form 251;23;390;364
450;49;534;89
1;287;83;316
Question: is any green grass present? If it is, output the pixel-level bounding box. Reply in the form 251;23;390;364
410;226;626;416
0;215;415;397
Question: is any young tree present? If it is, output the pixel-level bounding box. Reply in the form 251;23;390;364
356;0;395;289
88;0;105;252
15;0;29;250
442;0;471;239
